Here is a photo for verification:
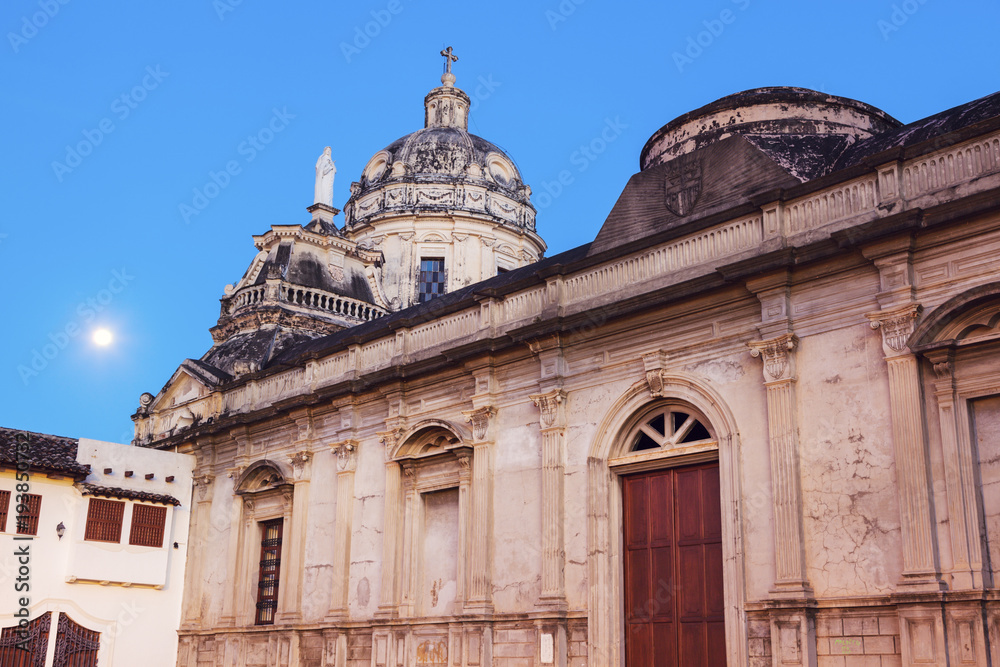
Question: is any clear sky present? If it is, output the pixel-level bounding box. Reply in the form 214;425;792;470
2;0;998;443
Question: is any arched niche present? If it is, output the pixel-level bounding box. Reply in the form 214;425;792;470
383;419;479;618
229;459;294;626
586;372;746;667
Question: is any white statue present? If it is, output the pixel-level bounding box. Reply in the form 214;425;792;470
314;147;336;206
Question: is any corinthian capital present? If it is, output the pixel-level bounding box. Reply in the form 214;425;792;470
530;389;567;429
866;304;922;357
288;451;312;481
748;333;797;382
462;406;496;442
332;441;358;473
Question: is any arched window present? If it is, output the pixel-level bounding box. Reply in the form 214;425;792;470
629;405;714;452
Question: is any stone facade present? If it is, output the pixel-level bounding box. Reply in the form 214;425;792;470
136;75;1000;666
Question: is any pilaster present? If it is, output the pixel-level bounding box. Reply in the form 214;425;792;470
376;429;404;618
219;467;247;627
747;333;812;596
326;441;358;621
530;389;568;610
924;351;987;591
463;406;496;613
276;477;302;624
867;304;943;590
181;471;215;628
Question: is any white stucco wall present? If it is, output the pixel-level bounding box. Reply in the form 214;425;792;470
0;437;194;667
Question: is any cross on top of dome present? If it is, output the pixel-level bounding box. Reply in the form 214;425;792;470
440;46;458;87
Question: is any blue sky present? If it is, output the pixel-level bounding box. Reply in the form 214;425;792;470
2;0;997;443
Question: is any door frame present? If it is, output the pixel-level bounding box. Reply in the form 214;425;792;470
587;373;747;667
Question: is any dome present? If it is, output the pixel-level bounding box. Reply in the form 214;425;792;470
640;87;901;172
343;76;536;232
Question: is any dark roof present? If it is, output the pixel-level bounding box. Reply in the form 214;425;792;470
251;241;375;303
0;427;91;479
639;86;901;172
79;483;180;506
589;136;800;257
836;90;1000;168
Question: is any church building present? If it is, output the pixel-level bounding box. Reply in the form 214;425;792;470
134;50;1000;666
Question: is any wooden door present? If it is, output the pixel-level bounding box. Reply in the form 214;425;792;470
623;461;726;666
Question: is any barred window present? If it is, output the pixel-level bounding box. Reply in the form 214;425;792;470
418;258;446;303
0;490;9;532
16;493;41;536
128;504;167;548
84;498;125;543
255;519;283;625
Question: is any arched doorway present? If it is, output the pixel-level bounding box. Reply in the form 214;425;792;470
617;404;725;666
587;373;746;667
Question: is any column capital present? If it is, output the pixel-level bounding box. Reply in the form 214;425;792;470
530;389;567;430
748;333;797;382
866;303;922;357
193;474;215;503
462;406;496;443
331;440;359;473
288;451;313;482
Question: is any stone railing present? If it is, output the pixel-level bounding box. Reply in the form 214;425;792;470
563;215;762;303
228;283;388;322
138;129;1000;442
785;177;877;234
902;134;1000;199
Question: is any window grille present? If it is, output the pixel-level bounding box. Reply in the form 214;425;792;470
128;504;167;548
418;258;446;303
255;519;283;625
0;490;9;532
0;612;50;667
15;494;41;536
84;498;125;543
52;614;99;667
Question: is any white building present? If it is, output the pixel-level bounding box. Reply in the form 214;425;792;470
0;429;194;666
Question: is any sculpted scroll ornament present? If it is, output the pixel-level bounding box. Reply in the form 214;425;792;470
748;334;797;382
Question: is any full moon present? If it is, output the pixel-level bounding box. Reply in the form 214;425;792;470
92;329;113;346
